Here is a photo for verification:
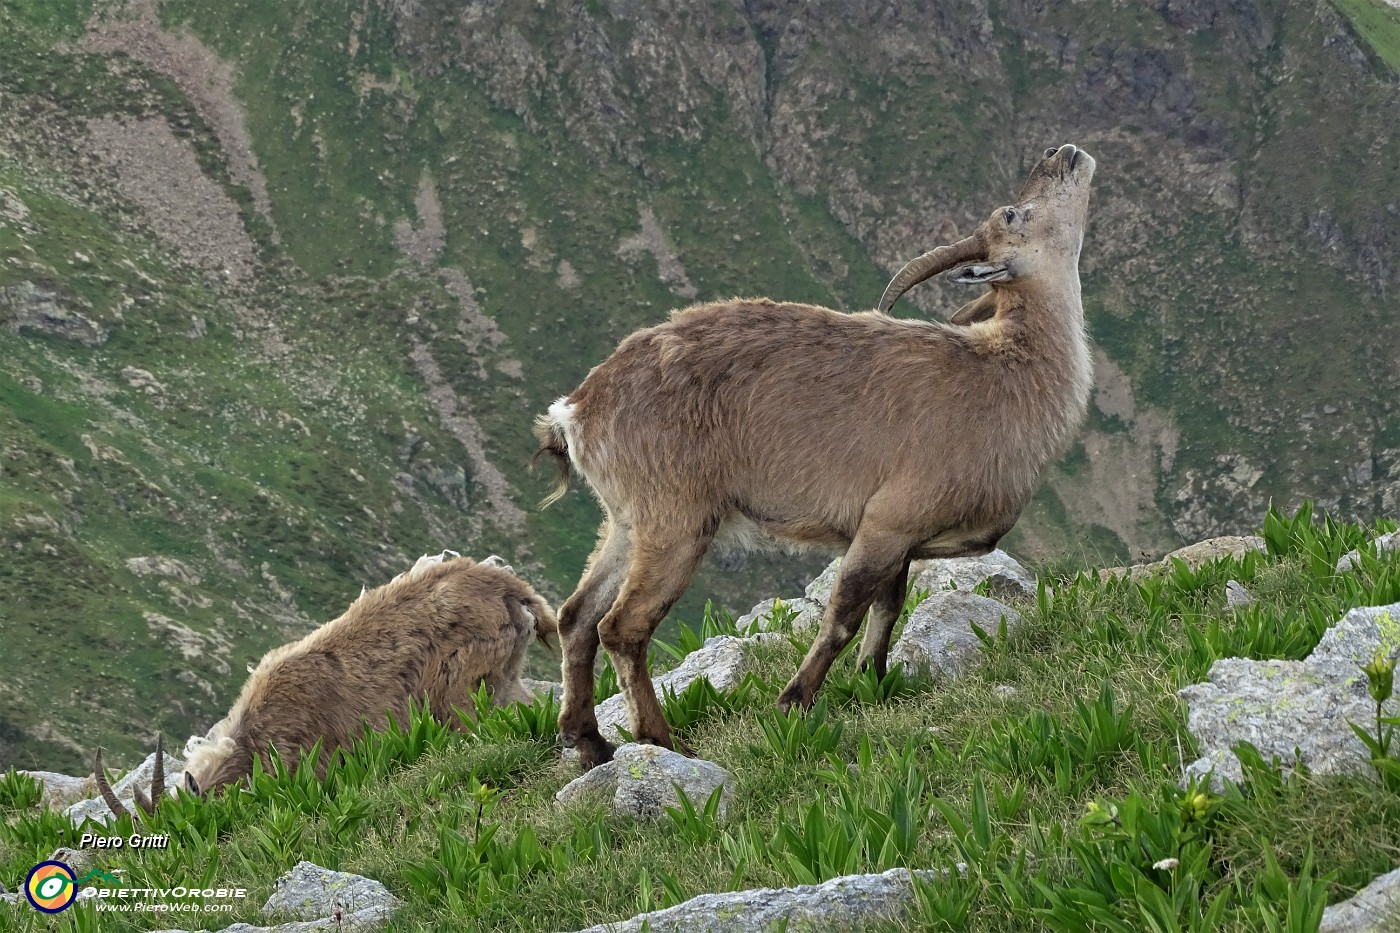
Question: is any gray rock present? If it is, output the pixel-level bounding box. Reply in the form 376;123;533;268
263;862;400;922
1338;531;1400;572
522;679;563;701
1179;599;1400;789
19;770;95;809
735;597;822;635
993;684;1019;699
149;911;393;933
1166;535;1267;567
911;549;1036;599
556;744;732;822
125;556;202;586
1320;866;1400;933
563;867;942;932
594;634;782;741
804;558;843;605
1102;535;1267;582
49;847;92;874
890;591;1023;678
0;281;108;345
65;750;186;827
1225;579;1255;609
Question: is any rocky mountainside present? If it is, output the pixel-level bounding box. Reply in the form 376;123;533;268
1;0;1397;770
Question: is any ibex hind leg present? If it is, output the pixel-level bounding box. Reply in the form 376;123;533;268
559;519;631;771
778;529;910;713
597;533;713;755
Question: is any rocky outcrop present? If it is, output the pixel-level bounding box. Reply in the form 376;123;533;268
1179;600;1400;788
261;862;401;924
0;282;108;345
744;550;1035;639
18;770;96;809
563;867;943;933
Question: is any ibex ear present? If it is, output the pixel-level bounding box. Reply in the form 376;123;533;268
949;293;996;326
183;771;201;797
946;261;1011;285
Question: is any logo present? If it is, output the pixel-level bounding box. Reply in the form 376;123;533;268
24;860;78;913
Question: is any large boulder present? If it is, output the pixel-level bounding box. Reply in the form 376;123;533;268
890;591;1023;678
555;743;732;821
1179;600;1400;788
562;867;943;933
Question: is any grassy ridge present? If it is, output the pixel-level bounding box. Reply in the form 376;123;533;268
3;506;1400;930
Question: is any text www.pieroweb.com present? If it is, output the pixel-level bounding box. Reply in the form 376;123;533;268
90;886;247;913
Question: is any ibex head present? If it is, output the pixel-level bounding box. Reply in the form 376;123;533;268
878;144;1096;311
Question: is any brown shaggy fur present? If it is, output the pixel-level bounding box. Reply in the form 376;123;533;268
537;145;1098;770
182;557;558;793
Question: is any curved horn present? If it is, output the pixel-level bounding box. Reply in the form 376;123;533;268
93;748;132;822
877;234;984;313
146;732;165;814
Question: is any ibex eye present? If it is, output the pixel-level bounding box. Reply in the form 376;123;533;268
1004;208;1016;224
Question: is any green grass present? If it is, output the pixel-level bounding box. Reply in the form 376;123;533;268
3;506;1399;930
1334;0;1400;72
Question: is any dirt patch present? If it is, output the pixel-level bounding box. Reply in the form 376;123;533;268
82;0;277;234
408;337;525;534
87;115;256;282
394;172;447;266
618;205;697;299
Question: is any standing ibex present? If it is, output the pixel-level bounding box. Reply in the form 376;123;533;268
173;555;558;795
536;144;1096;770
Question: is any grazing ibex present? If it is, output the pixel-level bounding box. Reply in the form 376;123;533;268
535;144;1097;770
171;555;558;795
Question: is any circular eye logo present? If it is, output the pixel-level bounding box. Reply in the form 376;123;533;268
25;860;78;913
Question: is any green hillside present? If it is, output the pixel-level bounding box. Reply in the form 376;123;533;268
1;0;1398;770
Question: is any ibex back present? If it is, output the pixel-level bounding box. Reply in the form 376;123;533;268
536;144;1096;770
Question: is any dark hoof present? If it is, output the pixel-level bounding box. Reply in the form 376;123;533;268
775;683;814;715
566;731;616;772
